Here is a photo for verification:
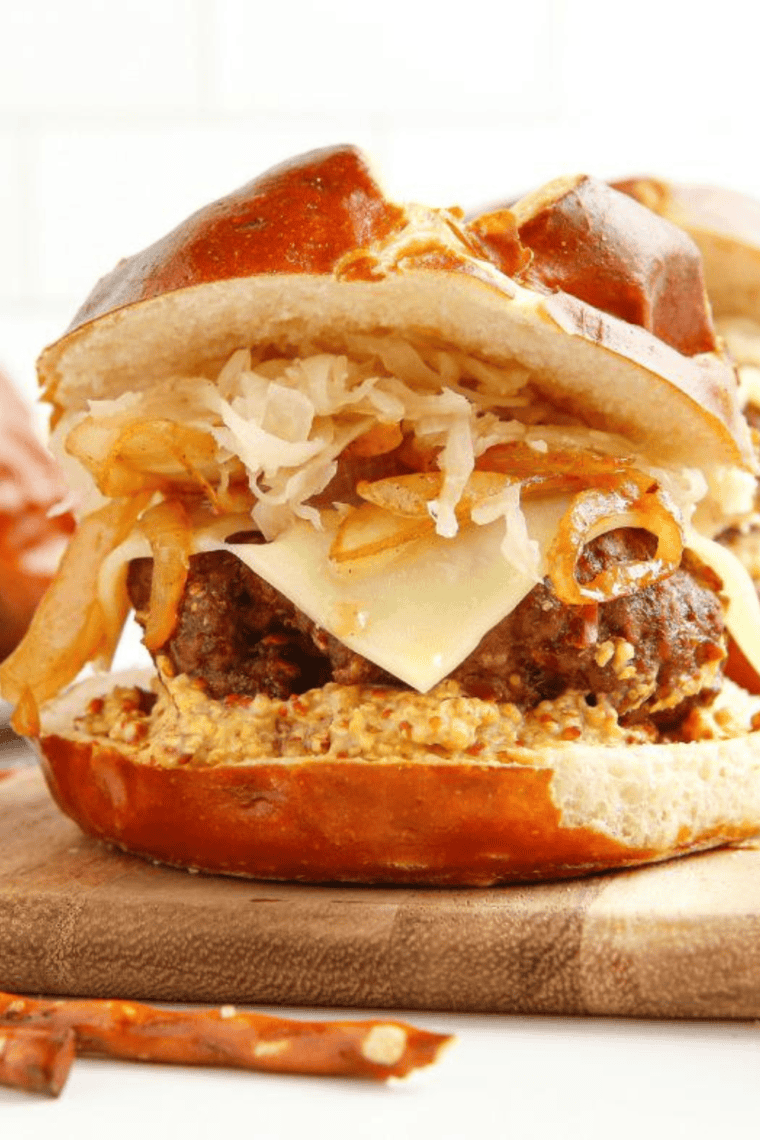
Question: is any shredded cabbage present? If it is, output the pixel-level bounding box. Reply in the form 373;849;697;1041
59;335;715;552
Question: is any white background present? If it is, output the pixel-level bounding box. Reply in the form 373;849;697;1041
2;0;760;429
2;2;760;1133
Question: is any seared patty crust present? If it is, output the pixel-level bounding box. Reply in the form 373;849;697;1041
126;528;726;729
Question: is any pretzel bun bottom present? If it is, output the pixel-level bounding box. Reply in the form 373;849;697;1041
32;679;760;885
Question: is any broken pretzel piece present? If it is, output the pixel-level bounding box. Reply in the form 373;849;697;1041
0;1024;75;1097
0;991;453;1082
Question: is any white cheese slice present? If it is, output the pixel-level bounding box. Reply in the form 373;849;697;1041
188;497;570;693
103;502;760;697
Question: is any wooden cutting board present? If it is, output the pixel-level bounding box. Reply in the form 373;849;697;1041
2;762;760;1018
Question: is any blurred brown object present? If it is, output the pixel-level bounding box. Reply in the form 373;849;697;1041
0;367;73;661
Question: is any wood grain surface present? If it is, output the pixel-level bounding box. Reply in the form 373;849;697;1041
1;762;760;1017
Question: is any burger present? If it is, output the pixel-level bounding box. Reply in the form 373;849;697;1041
4;145;760;885
0;366;72;663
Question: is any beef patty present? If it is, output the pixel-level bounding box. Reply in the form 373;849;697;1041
127;528;726;727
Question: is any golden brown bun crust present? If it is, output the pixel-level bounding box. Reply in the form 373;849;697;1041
512;174;717;357
613;177;760;321
68;146;406;332
35;733;659;884
30;726;760;886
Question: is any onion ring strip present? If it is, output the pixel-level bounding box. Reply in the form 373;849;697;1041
548;477;683;604
139;499;192;651
0;493;151;709
66;416;223;499
330;502;435;566
476;440;634;489
347;448;683;602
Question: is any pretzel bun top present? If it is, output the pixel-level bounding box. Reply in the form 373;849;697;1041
38;145;752;470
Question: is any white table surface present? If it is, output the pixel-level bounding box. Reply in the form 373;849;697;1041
2;1011;758;1139
1;723;758;1138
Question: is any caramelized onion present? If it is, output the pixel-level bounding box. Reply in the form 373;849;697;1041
9;685;40;738
478;445;685;598
476;440;634;492
355;444;635;525
356;471;518;518
140;499;192;651
330;471;524;571
356;472;444;517
342;422;404;459
397;434;440;472
329;503;434;570
548;476;684;604
0;494;150;709
66;416;225;498
344;447;684;600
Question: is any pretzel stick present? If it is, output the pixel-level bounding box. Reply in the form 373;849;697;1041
0;1025;75;1097
0;992;452;1080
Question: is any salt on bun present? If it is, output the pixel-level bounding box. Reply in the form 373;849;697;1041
0;367;72;662
4;146;760;885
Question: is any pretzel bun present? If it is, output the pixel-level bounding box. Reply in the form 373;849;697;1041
6;145;760;884
39;157;751;466
0;368;72;661
612;178;760;321
614;178;760;687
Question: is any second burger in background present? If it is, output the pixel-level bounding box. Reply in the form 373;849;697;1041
613;176;760;686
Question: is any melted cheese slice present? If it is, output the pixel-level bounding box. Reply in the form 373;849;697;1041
101;502;760;696
193;498;570;692
98;498;571;693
